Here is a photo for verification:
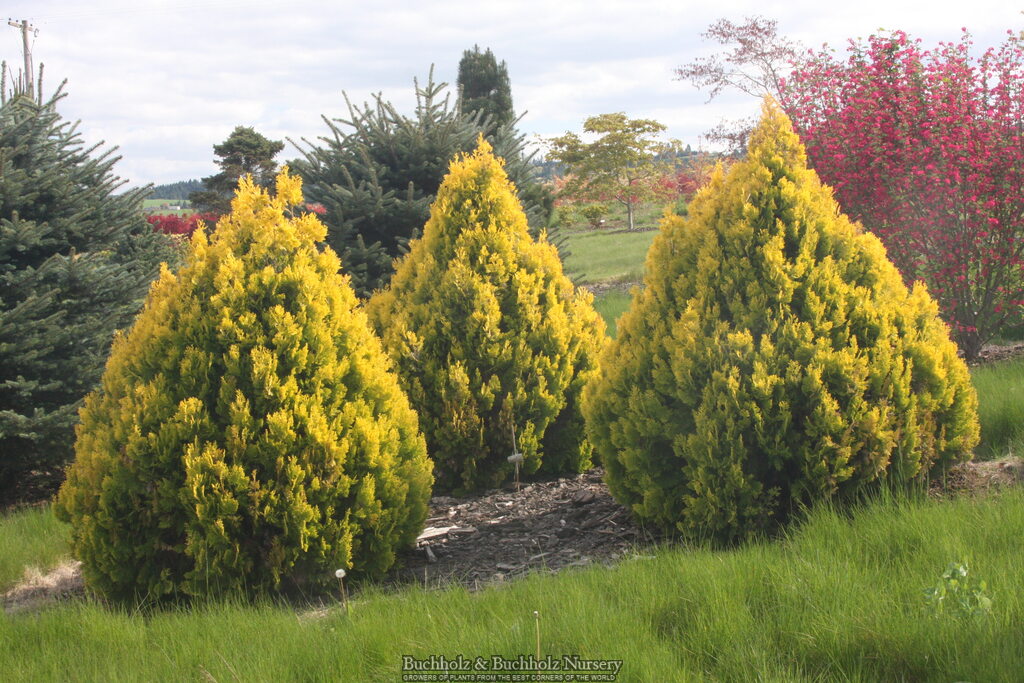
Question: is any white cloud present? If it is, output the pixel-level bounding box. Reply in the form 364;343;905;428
3;0;1021;185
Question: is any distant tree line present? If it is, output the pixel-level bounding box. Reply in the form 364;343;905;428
148;178;203;200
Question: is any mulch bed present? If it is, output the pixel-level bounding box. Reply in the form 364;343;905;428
966;341;1024;365
385;468;658;591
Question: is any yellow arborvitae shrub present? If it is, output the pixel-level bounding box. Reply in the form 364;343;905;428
367;138;606;493
55;170;432;603
583;101;979;543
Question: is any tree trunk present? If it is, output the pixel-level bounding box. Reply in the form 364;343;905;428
627;202;635;231
958;330;983;364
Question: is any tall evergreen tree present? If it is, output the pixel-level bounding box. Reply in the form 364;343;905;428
292;69;549;298
189;126;284;215
458;45;515;130
0;85;177;503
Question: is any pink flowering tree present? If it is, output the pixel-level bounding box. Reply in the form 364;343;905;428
781;30;1024;360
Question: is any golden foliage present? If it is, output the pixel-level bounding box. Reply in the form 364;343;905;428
583;100;979;542
368;139;607;492
56;169;431;602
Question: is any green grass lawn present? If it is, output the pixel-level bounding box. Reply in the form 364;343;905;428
560;228;656;285
592;289;632;338
143;198;193;216
971;355;1024;459
143;198;191;208
0;504;68;590
555;214;654;336
2;489;1021;681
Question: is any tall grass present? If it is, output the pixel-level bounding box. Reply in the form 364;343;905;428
0;505;70;591
970;355;1024;459
2;489;1022;680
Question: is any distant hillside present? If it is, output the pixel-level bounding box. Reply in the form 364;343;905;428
148;179;204;200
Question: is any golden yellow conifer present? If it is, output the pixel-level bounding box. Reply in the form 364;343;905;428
55;169;431;602
584;101;979;542
368;138;606;492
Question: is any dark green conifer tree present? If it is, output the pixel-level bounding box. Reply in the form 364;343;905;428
458;45;515;130
0;84;176;503
292;69;549;298
189;126;284;215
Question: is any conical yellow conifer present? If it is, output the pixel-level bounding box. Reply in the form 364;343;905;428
56;170;432;602
583;100;978;542
368;138;606;493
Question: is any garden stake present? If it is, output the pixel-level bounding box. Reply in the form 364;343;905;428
336;568;349;615
508;421;523;492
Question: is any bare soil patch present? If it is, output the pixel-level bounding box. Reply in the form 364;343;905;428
2;561;83;614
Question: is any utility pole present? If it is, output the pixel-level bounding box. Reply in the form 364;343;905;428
7;19;37;99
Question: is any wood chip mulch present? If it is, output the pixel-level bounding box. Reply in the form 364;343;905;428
385;468;659;591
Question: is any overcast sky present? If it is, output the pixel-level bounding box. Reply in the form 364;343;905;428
2;0;1020;188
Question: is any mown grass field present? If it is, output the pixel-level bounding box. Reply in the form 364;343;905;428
972;355;1024;459
560;227;656;286
591;289;632;337
557;217;658;335
143;198;191;208
143;198;193;216
554;200;672;234
0;505;67;590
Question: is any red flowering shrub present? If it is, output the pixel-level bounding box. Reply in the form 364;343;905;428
147;212;221;238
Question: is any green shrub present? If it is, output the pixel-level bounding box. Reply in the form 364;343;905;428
553;205;580;229
368;139;606;493
923;561;993;620
580;203;611;228
55;170;432;603
583;100;979;543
